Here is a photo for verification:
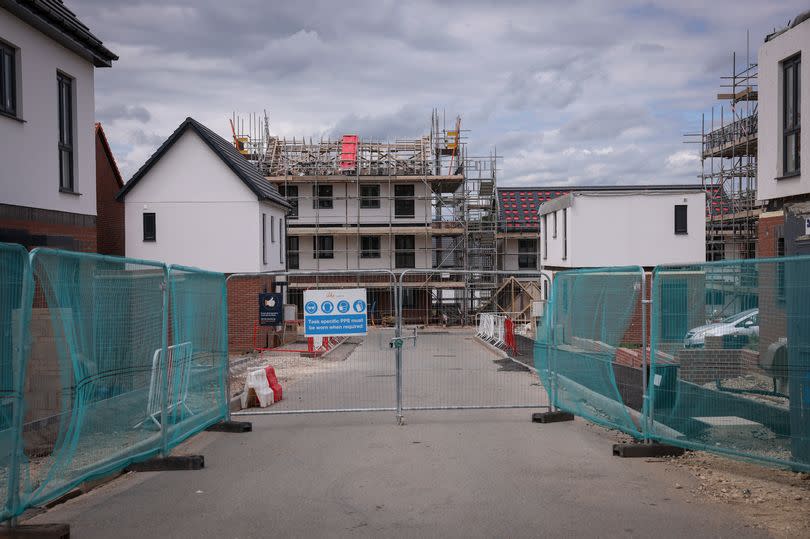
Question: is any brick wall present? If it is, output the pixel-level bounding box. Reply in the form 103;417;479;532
757;212;787;359
621;272;651;346
0;203;96;252
95;124;125;256
227;275;282;353
675;336;760;384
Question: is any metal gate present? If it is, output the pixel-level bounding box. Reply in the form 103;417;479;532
228;269;551;421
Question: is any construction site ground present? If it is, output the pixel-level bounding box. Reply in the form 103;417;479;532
24;330;801;538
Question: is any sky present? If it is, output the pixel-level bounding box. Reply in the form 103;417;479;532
69;0;806;187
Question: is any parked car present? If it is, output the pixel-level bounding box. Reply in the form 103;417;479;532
683;308;759;348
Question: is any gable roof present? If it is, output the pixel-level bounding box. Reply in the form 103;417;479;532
116;117;291;208
498;184;715;233
95;122;123;189
1;0;118;67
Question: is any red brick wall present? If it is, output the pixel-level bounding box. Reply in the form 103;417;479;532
757;213;784;258
227;275;280;353
95;126;125;256
620;273;651;346
0;207;96;253
757;213;787;358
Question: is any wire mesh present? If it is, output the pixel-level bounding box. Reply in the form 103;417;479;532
542;267;645;436
165;265;229;449
229;271;398;414
0;243;33;520
648;257;810;472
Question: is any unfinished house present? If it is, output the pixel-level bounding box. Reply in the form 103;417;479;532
233;111;499;324
688;45;760;261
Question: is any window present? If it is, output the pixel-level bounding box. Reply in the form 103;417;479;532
313;235;334;259
552;211;557;238
401;288;419;309
58;73;74;192
287;235;299;269
279;218;284;263
394;184;415;218
543;279;548;300
674;205;688;234
143;213;156;242
562;208;567;260
360;184;380;209
360;236;381;258
395;235;415;268
262;213;267;264
313;184;333;209
271;215;276;243
542;214;548;260
280;185;298;218
0;42;16;117
518;239;537;269
783;54;801;176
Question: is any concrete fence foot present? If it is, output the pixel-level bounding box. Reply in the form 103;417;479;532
126;455;204;472
612;443;685;458
532;411;574;423
0;524;70;538
206;420;252;433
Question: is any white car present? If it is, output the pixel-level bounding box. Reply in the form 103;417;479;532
683;308;759;348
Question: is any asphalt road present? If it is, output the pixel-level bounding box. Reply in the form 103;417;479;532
26;330;766;538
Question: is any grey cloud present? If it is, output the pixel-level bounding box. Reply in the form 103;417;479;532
327;105;433;141
97;104;151;124
559;105;651;142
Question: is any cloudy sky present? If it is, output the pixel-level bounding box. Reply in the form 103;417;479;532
71;0;805;186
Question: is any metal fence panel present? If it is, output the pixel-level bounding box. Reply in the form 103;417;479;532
542;267;646;437
165;265;229;450
22;248;168;509
0;243;33;520
649;257;810;472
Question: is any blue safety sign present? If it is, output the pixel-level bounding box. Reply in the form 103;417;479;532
303;288;367;337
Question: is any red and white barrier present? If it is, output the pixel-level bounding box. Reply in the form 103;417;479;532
241;365;284;408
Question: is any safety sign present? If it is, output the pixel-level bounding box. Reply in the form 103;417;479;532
303;288;367;337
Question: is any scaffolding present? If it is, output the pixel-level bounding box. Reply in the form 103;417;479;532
231;109;503;324
686;43;760;261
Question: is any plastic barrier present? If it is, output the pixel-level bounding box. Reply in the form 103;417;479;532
241;369;275;408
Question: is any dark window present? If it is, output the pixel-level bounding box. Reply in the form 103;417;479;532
313;235;334;259
518;238;537;269
0;42;16;116
360;184;380;209
271;215;276;243
360;236;381;258
280;185;298;218
783;54;801;175
542;214;548;260
674;205;688;234
543;279;548;300
143;213;156;242
562;208;567;260
58;73;74;192
279;218;284;263
552;211;557;238
262;213;267;264
394;184;415;218
287;235;299;269
401;288;419;309
313;184;333;209
395;235;415;268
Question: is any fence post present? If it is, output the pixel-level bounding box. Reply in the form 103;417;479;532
221;274;231;422
395;274;403;425
640;268;650;442
160;267;170;458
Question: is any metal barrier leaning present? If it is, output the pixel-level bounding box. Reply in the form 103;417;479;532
229;270;399;416
648;257;810;472
0;243;33;522
396;269;549;418
540;266;647;437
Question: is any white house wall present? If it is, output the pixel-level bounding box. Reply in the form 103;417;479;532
758;18;810;202
0;10;96;215
123;130;283;273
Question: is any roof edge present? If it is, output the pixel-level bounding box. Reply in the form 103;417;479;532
95;123;124;189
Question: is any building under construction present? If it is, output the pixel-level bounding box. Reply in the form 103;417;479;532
230;110;523;324
687;47;760;260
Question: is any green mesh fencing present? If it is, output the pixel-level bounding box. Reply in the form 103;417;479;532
539;267;646;437
648;257;810;472
0;243;33;520
164;265;228;450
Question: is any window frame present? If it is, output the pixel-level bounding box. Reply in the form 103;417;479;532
552;211;557;238
313;235;334;259
674;205;688;235
280;185;298;218
562;208;568;260
360;235;381;258
517;238;537;269
57;72;75;193
143;213;156;242
287;235;299;269
394;234;416;268
262;213;267;264
782;54;801;176
313;184;333;209
0;41;17;118
542;214;548;260
279;217;284;264
394;184;415;218
360;184;381;209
